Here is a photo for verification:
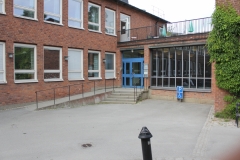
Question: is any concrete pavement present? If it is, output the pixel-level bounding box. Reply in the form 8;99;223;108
0;99;239;160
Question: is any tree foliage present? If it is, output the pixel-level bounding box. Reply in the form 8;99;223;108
207;4;240;118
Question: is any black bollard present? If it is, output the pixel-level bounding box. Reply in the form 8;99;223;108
138;126;153;160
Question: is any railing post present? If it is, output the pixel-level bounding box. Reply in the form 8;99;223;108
82;84;84;98
54;88;55;105
105;79;106;93
94;81;95;95
68;85;70;102
36;91;38;109
113;79;114;91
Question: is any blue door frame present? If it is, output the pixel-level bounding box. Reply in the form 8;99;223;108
122;58;144;88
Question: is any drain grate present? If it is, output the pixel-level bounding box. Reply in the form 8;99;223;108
82;143;92;148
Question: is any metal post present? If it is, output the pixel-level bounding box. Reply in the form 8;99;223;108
113;79;114;91
69;85;70;102
82;84;84;98
36;91;38;109
105;79;106;93
138;126;153;160
94;81;95;95
54;88;55;105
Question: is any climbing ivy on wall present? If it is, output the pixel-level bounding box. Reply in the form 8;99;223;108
207;4;240;118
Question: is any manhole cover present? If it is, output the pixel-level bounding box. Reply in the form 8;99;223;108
82;143;92;148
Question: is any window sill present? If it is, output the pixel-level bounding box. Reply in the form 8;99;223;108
44;79;64;82
88;77;102;80
15;80;38;84
88;29;102;34
68;78;85;81
105;33;117;37
105;77;116;79
0;12;6;15
69;26;85;30
0;81;7;84
44;21;63;26
14;15;38;21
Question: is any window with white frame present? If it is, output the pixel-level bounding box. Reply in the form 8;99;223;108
14;44;37;83
0;42;6;83
68;49;83;80
105;8;115;35
0;0;5;14
44;0;62;24
14;0;37;19
88;51;100;78
44;46;62;81
68;0;83;29
88;3;101;32
105;53;115;78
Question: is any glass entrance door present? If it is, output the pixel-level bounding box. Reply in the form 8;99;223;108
122;58;144;88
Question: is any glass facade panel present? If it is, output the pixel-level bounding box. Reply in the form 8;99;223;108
151;45;211;90
14;0;35;9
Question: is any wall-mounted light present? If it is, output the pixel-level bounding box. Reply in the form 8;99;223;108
8;53;14;58
103;58;106;63
131;49;134;53
64;56;69;61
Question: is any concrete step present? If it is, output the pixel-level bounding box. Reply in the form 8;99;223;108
101;101;136;104
108;95;136;99
111;93;141;96
104;98;136;102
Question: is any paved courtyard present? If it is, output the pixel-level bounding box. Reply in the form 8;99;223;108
0;99;239;160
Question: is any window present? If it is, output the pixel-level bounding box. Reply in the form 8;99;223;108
44;0;62;24
14;44;37;83
68;49;83;80
0;0;5;14
14;0;37;19
44;46;62;81
68;0;83;29
105;53;115;78
0;42;6;83
105;8;115;35
88;51;101;79
88;3;101;32
150;45;211;90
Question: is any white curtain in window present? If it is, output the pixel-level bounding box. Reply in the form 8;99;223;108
0;44;3;80
68;50;82;79
15;0;35;9
44;0;60;14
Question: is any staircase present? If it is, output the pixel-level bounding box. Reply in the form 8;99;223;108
101;88;143;104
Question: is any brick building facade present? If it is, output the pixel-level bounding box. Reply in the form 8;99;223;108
0;0;239;111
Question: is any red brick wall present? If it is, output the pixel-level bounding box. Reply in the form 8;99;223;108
0;0;163;107
216;0;240;14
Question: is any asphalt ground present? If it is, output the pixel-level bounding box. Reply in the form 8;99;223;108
0;99;239;160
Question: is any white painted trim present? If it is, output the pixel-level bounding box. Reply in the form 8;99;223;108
43;46;62;81
0;42;6;83
88;2;101;32
105;8;116;35
68;0;83;29
0;0;6;14
14;43;37;83
13;0;37;20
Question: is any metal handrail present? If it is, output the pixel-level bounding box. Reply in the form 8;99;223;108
35;79;116;109
133;78;141;102
117;17;212;42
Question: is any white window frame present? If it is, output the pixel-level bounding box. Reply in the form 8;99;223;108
14;43;37;83
105;8;116;36
44;46;63;82
14;0;37;20
0;42;6;83
68;0;83;29
0;0;5;14
105;52;116;79
44;0;62;25
68;48;84;81
88;50;101;80
88;3;101;32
